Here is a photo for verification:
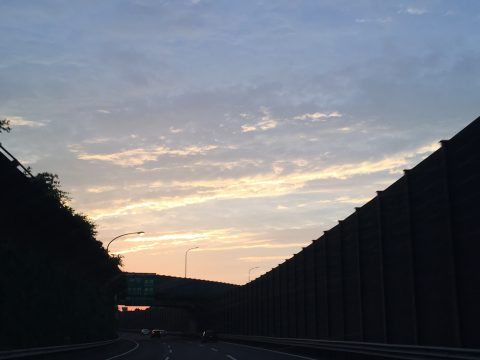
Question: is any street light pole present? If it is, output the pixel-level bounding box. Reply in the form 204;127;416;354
185;247;199;278
106;231;145;252
248;266;260;282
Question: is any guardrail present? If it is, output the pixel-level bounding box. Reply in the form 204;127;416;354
220;334;480;360
0;143;34;178
0;338;119;359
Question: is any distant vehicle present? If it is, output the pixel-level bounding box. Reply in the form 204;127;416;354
141;329;150;336
201;330;217;342
151;329;163;338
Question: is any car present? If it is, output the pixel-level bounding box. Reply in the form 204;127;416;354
201;330;217;342
140;329;150;336
151;329;163;338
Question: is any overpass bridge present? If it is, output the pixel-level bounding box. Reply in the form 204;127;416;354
119;272;238;307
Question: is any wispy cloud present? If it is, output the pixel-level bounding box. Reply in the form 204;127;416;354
88;141;440;220
239;255;290;262
110;227;308;256
169;127;183;134
6;116;45;128
71;144;218;166
355;17;392;24
82;137;112;144
294;111;342;121
86;185;116;193
112;242;158;255
241;107;278;132
399;7;428;15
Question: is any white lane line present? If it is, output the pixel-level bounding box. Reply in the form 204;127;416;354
103;339;140;360
223;341;317;360
211;347;219;352
165;357;169;360
226;355;237;360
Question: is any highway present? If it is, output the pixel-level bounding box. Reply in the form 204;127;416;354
113;333;318;360
25;332;319;360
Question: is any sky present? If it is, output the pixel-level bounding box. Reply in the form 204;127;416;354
1;0;479;285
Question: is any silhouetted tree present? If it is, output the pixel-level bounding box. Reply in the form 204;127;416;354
34;172;71;207
0;163;124;349
0;118;10;133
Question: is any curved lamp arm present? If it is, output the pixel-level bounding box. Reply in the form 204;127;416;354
248;266;260;282
185;246;199;278
106;231;145;252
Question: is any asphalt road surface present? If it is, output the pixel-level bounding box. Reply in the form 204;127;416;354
114;333;319;360
21;332;321;360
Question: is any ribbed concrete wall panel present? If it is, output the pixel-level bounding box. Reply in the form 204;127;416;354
325;226;344;340
304;244;317;338
287;259;297;338
381;177;418;344
280;264;289;337
358;200;386;342
445;120;480;347
409;151;459;346
296;251;307;338
315;239;330;338
341;214;363;341
273;267;282;337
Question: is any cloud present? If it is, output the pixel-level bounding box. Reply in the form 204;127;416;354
399;7;428;15
96;109;111;114
112;242;158;255
239;255;289;262
241;107;278;132
87;141;440;220
169;127;183;134
6;116;45;128
109;227;308;256
294;111;342;121
355;17;392;24
72;144;218;166
125;231;213;243
82;137;112;144
86;185;116;193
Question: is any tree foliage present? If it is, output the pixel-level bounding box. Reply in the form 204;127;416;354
35;172;72;208
0;118;10;133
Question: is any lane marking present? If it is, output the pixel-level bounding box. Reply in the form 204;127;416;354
223;341;317;360
226;355;237;360
211;347;219;352
103;339;140;360
165;357;169;360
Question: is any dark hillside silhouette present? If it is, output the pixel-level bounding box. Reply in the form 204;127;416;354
0;145;123;350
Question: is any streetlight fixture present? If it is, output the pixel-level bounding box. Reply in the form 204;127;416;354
185;246;199;278
248;266;260;282
106;231;145;252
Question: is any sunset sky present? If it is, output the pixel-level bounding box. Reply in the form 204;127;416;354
1;0;479;284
